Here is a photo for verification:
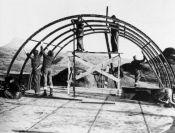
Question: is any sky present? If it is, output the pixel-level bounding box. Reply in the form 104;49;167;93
0;0;175;59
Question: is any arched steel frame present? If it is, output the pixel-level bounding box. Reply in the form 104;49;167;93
6;14;175;88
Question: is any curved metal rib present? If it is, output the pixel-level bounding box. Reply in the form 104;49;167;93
6;14;175;89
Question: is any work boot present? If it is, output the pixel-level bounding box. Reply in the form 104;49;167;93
74;49;81;52
42;90;47;97
80;49;85;52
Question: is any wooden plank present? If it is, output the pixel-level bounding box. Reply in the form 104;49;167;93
96;69;120;82
76;67;94;80
75;56;120;80
75;56;93;67
76;54;119;69
74;51;120;54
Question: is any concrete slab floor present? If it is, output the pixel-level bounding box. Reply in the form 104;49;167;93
0;87;175;133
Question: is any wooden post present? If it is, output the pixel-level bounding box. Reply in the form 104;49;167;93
105;6;111;59
117;54;122;96
106;6;109;30
67;55;71;94
104;33;118;88
101;64;104;88
27;71;33;90
105;6;118;88
104;33;111;59
117;54;121;90
73;24;76;97
103;6;109;88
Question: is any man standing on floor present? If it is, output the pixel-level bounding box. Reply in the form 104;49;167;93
130;52;146;87
41;46;54;96
110;15;119;53
71;16;85;52
26;48;42;95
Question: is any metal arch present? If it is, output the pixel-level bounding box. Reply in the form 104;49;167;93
7;14;175;88
14;18;175;87
49;23;171;87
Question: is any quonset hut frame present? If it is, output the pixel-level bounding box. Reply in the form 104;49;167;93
6;14;175;90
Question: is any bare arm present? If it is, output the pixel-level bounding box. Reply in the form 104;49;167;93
40;46;47;57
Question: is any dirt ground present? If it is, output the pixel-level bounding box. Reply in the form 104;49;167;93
0;87;175;133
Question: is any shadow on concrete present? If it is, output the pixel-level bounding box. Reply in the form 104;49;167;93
122;87;159;103
24;92;82;101
13;130;54;133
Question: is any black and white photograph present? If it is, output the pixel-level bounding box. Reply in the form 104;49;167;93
0;0;175;132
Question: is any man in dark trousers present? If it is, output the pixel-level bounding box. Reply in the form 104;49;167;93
110;15;119;52
130;52;146;87
26;48;42;95
41;47;54;96
71;16;84;52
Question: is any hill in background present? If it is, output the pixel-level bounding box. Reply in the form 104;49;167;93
1;37;25;50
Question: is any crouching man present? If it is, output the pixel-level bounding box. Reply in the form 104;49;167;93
3;76;22;99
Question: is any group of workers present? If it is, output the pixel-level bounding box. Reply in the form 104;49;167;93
28;15;145;96
0;15;173;107
27;46;54;96
72;15;119;52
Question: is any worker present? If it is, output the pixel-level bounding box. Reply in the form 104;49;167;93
110;15;119;52
26;48;42;95
41;47;54;96
71;16;85;52
130;53;146;87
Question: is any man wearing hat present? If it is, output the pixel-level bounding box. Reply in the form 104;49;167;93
71;16;85;52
